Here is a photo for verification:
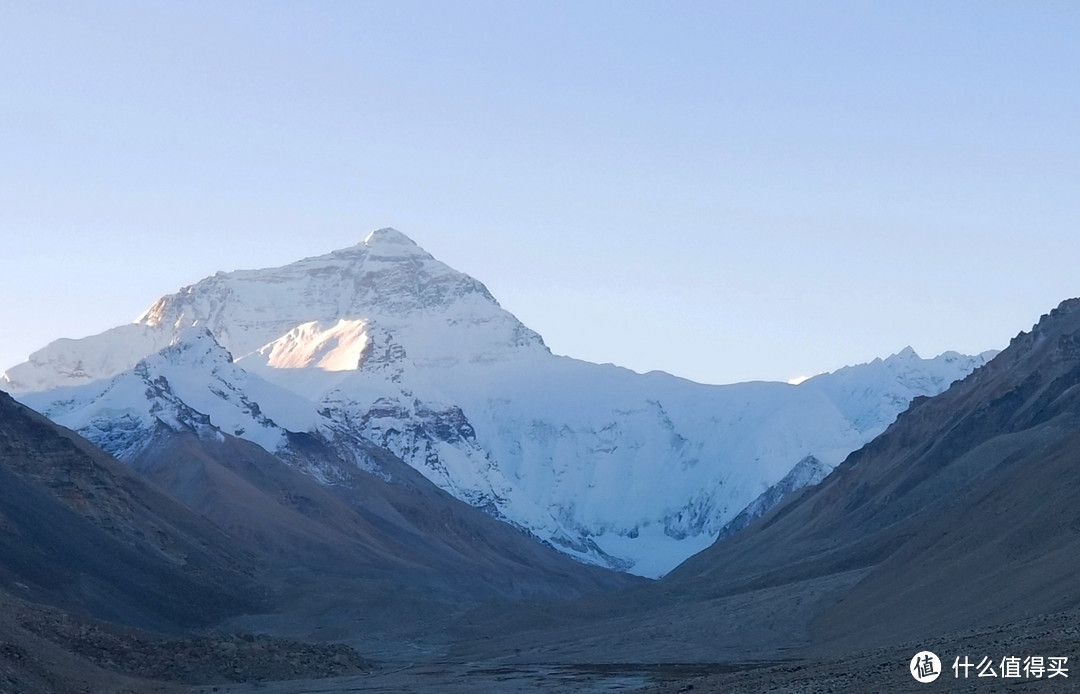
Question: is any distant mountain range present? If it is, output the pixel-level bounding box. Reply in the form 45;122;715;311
3;228;995;576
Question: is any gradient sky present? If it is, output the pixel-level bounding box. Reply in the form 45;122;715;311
2;1;1079;385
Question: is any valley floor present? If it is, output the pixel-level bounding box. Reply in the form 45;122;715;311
191;662;655;694
184;608;1079;694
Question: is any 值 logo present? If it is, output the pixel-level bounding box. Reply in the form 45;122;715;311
911;651;941;683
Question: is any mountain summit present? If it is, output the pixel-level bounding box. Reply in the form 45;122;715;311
138;226;547;371
359;226;426;253
3;228;545;392
4;229;995;576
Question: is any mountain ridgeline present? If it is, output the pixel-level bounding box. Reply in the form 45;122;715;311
3;229;993;577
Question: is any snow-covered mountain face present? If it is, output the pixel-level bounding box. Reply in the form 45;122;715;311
3;229;996;577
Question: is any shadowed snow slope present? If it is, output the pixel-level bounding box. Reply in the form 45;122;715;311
4;229;994;576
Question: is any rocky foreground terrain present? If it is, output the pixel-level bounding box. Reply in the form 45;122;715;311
634;609;1080;694
0;591;370;694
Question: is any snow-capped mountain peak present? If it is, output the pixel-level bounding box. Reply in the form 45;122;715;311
133;230;547;368
4;231;547;392
3;228;997;577
317;227;433;263
359;226;428;256
886;345;919;361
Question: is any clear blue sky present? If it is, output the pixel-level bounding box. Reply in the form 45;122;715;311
2;1;1079;384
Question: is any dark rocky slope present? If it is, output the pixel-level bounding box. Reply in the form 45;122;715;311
130;426;632;602
0;389;266;632
0;390;367;692
124;424;637;655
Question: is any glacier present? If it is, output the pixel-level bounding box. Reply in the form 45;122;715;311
3;228;996;577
